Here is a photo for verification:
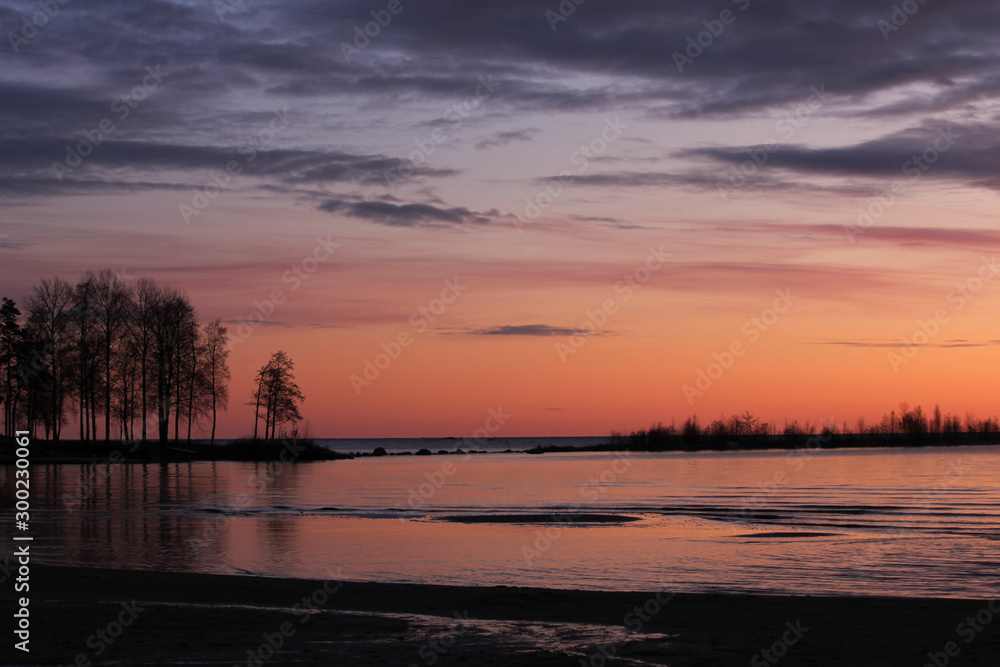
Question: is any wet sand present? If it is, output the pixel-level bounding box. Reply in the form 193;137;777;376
7;564;1000;665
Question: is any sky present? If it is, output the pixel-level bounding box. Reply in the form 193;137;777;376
2;0;1000;438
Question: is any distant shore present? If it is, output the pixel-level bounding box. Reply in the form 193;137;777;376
8;564;999;665
528;431;1000;454
2;431;999;464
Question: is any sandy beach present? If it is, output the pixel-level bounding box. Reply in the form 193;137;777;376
6;564;998;665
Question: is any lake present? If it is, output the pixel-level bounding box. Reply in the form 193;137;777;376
3;444;998;598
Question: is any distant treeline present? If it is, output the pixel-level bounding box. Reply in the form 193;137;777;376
1;269;231;444
611;405;1000;451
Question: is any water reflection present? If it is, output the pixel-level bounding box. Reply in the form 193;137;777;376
2;446;999;597
27;462;223;572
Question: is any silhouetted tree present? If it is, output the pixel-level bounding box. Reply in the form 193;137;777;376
151;287;197;444
182;324;216;444
899;403;927;437
71;272;99;440
23;277;75;440
4;272;236;443
93;268;133;441
0;297;23;437
682;416;700;442
131;277;159;441
249;351;304;439
114;333;141;439
201;320;230;444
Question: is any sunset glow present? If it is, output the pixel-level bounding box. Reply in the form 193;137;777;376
3;1;999;438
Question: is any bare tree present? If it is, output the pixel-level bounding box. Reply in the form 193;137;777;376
93;268;133;441
131;277;160;441
248;351;304;440
24;277;75;440
8;271;240;444
201;320;230;444
173;314;199;441
0;297;23;437
183;330;211;444
114;333;141;439
151;287;197;444
71;272;99;440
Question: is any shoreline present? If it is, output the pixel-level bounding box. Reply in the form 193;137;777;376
7;564;1000;665
3;434;1000;465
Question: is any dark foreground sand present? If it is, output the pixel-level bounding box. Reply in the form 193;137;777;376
7;565;1000;666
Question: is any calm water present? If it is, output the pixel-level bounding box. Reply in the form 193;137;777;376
313;436;608;454
2;445;999;598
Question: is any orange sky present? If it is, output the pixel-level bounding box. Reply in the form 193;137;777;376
3;2;1000;437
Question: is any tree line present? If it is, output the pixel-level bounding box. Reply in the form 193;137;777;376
1;269;231;444
613;403;1000;450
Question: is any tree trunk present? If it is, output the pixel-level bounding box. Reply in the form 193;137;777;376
264;391;271;440
186;395;193;443
121;371;130;441
173;343;183;442
50;363;58;441
265;379;274;440
158;352;169;445
127;373;134;441
159;395;169;444
252;377;262;440
78;337;85;441
90;371;97;442
210;384;217;445
105;338;112;441
9;392;18;439
84;381;90;440
141;350;147;442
